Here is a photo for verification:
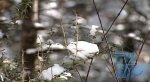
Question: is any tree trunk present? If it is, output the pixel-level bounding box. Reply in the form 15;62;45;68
21;0;37;81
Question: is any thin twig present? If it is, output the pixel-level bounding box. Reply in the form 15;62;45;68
92;0;129;82
75;67;84;82
104;56;117;82
100;0;129;44
74;10;79;62
129;30;150;80
92;0;104;32
21;50;24;82
107;45;118;82
60;20;71;55
134;39;143;53
106;65;116;82
84;36;95;82
92;0;121;82
135;31;150;65
85;58;94;82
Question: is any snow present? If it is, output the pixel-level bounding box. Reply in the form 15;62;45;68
26;48;37;54
49;64;65;75
0;75;4;81
65;1;76;7
134;36;142;41
72;17;87;25
3;59;11;64
0;16;7;21
41;2;58;9
50;43;65;49
48;2;57;8
37;43;65;51
41;64;65;80
15;20;22;25
14;0;22;3
38;44;50;51
45;39;54;45
43;9;62;19
35;65;42;69
0;31;4;39
90;25;99;35
115;24;125;31
118;10;128;20
71;25;77;28
42;69;52;80
36;34;45;44
59;72;72;80
128;33;136;37
67;41;99;59
62;72;72;77
97;29;107;34
34;22;44;28
38;56;44;61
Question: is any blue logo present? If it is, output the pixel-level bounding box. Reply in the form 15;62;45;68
113;52;149;81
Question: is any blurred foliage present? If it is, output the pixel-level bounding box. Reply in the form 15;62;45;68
0;0;150;82
11;0;32;26
0;52;22;81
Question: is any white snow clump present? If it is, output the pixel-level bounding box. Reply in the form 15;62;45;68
59;72;72;80
90;25;99;36
73;17;87;25
26;48;37;54
50;43;65;49
45;39;54;45
37;43;65;51
34;22;44;28
67;41;99;60
38;56;44;61
41;64;65;80
41;64;71;80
